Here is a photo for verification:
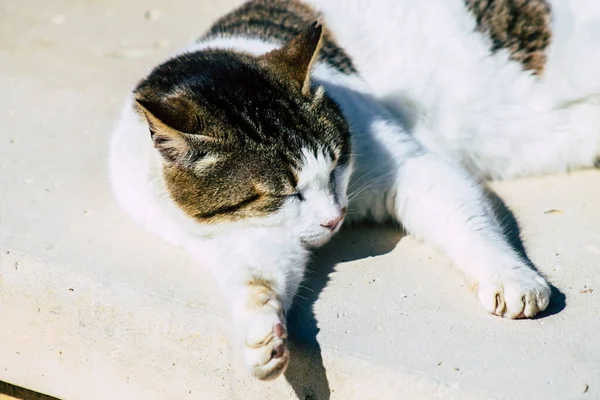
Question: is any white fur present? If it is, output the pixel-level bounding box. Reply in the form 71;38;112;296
110;1;600;379
307;0;600;179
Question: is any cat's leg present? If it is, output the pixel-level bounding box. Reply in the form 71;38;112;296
341;101;551;317
231;277;289;380
323;75;550;318
185;233;307;380
112;108;304;378
390;151;551;318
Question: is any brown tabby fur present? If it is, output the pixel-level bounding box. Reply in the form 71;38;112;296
465;0;552;75
203;0;356;74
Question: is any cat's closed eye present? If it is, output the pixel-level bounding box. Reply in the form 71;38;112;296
290;192;305;201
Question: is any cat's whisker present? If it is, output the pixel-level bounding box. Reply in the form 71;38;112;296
347;180;376;199
347;178;385;201
347;172;373;191
293;293;308;301
347;170;396;195
296;284;315;292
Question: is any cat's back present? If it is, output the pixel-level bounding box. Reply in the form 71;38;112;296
306;0;541;98
308;0;600;102
303;0;600;178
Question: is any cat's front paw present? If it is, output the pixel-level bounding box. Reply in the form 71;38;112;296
243;315;289;380
477;266;551;318
237;283;289;380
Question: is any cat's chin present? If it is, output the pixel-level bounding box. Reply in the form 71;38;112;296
301;219;346;248
301;233;336;248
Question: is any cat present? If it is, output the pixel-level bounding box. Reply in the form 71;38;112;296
109;0;600;380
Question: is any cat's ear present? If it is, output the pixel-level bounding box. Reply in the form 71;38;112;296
135;97;201;164
261;21;323;96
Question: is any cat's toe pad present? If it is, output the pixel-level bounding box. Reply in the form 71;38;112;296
244;318;289;380
477;267;550;318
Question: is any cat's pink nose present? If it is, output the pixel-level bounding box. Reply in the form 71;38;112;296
320;208;347;231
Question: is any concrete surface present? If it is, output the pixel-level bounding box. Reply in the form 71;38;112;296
1;0;599;399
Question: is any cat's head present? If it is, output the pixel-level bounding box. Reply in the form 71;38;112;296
134;22;351;247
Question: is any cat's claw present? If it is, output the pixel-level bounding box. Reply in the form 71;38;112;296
477;266;551;318
244;321;289;380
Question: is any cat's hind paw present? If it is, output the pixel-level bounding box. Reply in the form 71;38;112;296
477;266;551;318
244;320;289;380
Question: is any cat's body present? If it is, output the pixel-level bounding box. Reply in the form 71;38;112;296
313;0;600;180
110;0;600;380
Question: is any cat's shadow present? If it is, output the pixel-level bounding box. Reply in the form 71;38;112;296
283;191;565;400
283;222;403;400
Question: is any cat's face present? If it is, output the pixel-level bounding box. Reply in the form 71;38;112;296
134;24;352;247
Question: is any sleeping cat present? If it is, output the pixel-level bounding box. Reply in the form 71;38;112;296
109;0;600;380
